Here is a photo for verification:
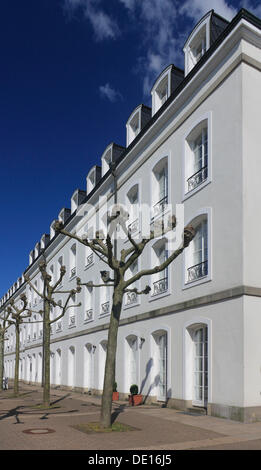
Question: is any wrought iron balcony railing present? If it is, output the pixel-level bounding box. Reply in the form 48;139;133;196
187;260;208;283
70;267;76;278
85;309;93;322
69;315;76;327
101;301;110;316
86;253;94;267
126;291;138;305
128;218;139;236
152;195;168;219
187;165;208;192
152;276;168;296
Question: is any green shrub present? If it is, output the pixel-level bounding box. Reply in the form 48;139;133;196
130;384;138;395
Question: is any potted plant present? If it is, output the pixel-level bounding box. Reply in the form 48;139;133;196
128;384;143;406
112;382;119;401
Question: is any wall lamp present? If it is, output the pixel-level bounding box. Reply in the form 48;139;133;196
140;337;145;347
92;345;96;353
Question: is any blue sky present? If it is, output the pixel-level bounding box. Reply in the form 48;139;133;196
0;0;259;298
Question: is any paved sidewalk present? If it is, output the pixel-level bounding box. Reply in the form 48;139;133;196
1;383;261;450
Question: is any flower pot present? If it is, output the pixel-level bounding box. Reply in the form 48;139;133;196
112;391;119;401
128;394;143;406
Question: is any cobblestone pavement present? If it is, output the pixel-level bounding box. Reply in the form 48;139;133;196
1;383;261;450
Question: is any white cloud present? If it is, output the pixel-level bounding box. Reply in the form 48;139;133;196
64;0;120;41
180;0;237;22
99;83;123;102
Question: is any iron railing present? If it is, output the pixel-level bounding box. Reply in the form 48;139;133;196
187;165;208;192
187;260;208;282
152;276;168;296
101;301;110;316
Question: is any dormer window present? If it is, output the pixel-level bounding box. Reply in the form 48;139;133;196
101;143;125;177
127;112;140;145
102;148;112;176
151;65;183;116
71;189;86;213
183;10;228;76
126;105;151;146
86;165;101;195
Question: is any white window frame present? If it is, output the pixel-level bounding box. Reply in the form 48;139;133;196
151;155;170;223
182;207;212;290
149;237;171;302
151;67;171;116
183;15;210;76
182;112;212;201
149;326;171;402
183;318;212;407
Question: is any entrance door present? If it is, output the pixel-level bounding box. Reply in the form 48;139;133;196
193;326;208;407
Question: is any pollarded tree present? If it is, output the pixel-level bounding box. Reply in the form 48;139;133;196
0;309;12;391
7;294;32;396
24;260;81;407
54;206;195;428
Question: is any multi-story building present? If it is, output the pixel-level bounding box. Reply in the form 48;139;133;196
2;8;261;422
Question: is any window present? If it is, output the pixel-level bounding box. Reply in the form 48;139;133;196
152;330;168;401
184;116;211;198
151;239;168;297
151;70;170;115
101;148;112;176
70;244;76;278
85;284;94;323
68;294;76;327
126;184;139;236
184;213;210;286
125;259;139;307
126;335;138;390
127;112;140;146
152;157;168;220
184;321;210;408
100;284;111;317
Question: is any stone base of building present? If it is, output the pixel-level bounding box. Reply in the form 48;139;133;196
207;403;261;423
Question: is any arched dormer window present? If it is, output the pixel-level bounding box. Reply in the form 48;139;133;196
183;10;229;76
101;143;125;177
86;165;101;195
151;65;183;116
126;105;151;147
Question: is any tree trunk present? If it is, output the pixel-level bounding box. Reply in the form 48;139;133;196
14;324;20;396
0;331;4;392
100;286;123;428
43;301;51;407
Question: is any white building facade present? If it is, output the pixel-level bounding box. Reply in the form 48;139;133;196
2;8;261;422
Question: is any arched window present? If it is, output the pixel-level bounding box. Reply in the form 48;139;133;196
126;184;139;236
70;243;77;278
84;343;93;391
84;284;94;322
151;238;168;297
185;119;208;194
151;157;168;220
151;329;168;401
184;322;209;408
126;335;139;391
125;259;139;306
68;346;75;388
99;340;107;390
184;210;211;286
